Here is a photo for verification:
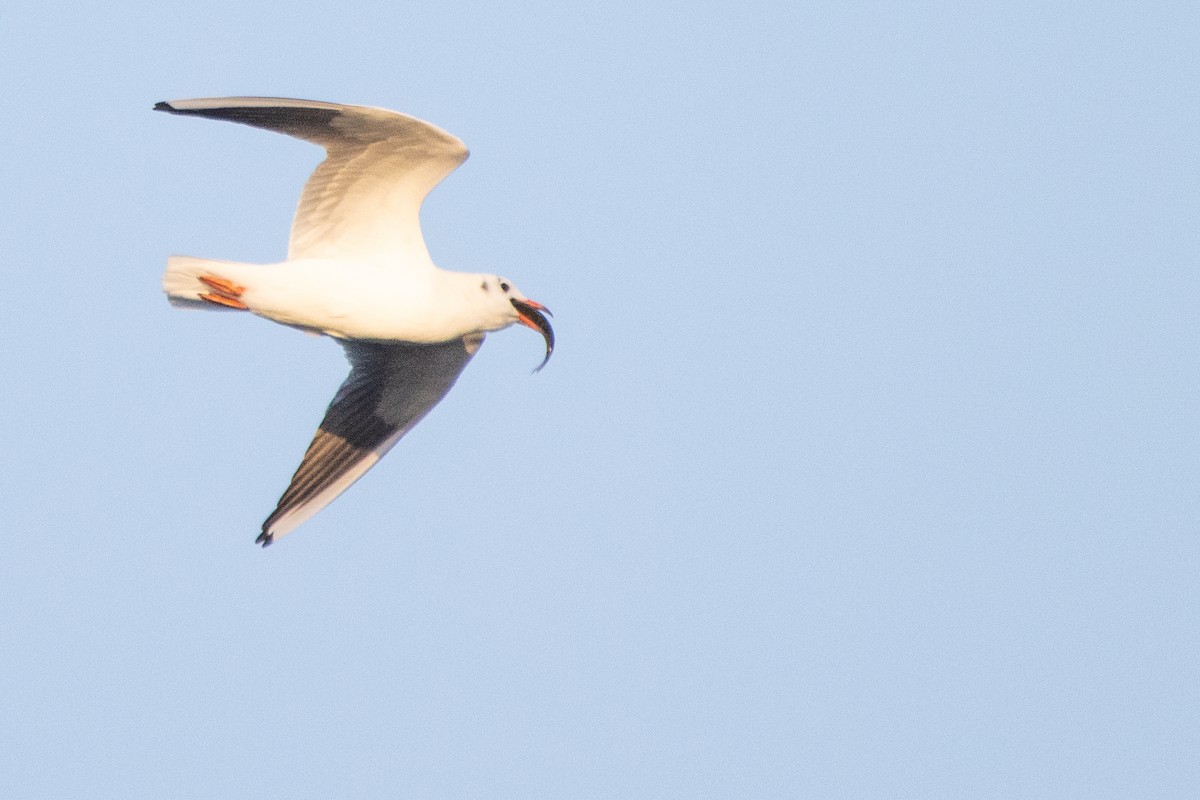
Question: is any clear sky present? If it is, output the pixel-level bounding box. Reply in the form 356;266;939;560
2;1;1197;797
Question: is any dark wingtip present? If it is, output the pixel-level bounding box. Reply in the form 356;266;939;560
256;530;274;548
153;101;174;113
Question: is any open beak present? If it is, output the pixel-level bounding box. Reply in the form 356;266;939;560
511;298;555;372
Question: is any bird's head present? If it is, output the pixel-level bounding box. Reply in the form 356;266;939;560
478;276;554;371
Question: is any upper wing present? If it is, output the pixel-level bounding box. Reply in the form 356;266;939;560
155;96;469;269
258;335;484;545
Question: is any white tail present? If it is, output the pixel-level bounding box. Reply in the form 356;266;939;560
163;255;255;310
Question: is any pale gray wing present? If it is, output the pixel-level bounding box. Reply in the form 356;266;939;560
155;96;469;269
258;335;484;545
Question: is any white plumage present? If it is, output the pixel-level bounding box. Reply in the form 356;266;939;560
157;97;554;546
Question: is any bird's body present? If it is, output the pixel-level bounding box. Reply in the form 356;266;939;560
166;256;520;342
157;97;553;546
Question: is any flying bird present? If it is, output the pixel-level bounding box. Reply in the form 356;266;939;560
156;97;553;546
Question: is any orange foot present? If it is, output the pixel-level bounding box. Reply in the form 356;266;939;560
198;292;249;309
197;275;249;310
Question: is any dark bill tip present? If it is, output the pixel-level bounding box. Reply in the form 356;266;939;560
511;299;555;372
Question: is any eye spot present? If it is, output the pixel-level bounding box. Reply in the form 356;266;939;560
500;281;510;293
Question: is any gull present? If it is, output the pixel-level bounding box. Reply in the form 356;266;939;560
156;97;554;546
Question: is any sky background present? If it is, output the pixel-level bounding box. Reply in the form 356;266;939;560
2;1;1198;797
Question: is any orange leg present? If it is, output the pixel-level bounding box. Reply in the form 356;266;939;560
196;274;249;310
198;292;249;310
198;275;246;296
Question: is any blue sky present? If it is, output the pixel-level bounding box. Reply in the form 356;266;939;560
2;1;1198;797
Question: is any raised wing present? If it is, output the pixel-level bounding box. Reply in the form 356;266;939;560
258;336;483;545
154;96;469;269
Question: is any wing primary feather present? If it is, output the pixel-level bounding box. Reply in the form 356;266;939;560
155;100;341;143
155;96;469;267
258;338;482;545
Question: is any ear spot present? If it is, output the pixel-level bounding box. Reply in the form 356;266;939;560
481;280;489;291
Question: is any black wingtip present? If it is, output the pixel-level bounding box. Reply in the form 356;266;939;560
153;101;174;113
256;531;274;548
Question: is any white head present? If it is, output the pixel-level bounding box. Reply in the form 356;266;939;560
474;274;554;370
